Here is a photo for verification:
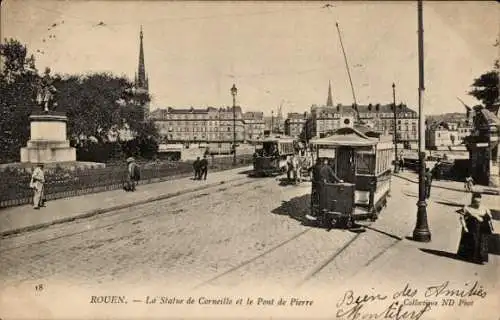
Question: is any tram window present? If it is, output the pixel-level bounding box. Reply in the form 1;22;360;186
262;142;278;155
357;153;375;174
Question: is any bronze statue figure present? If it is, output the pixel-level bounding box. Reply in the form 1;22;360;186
36;67;57;112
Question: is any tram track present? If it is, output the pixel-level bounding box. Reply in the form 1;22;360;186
193;228;312;289
0;176;262;253
192;217;405;290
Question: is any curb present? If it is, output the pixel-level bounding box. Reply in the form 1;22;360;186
0;175;248;238
393;173;500;215
393;173;500;195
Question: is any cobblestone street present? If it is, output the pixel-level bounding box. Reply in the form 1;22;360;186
2;173;497;290
1;174;498;319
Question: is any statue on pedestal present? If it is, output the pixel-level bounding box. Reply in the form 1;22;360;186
36;67;58;112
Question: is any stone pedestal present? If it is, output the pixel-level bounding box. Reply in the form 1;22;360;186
20;112;76;164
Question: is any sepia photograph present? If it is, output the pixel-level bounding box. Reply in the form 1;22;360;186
0;0;498;319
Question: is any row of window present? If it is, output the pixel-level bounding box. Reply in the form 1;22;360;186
156;121;246;126
155;113;243;120
160;127;245;133
164;132;245;138
316;112;417;119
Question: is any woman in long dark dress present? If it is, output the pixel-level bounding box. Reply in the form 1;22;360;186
457;193;494;264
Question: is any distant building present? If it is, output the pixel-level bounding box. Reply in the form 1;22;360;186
425;117;473;150
150;106;244;144
284;112;307;138
308;103;418;142
310;104;354;138
263;116;273;131
242;111;265;142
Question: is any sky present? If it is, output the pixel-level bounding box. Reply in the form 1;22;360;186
1;1;498;116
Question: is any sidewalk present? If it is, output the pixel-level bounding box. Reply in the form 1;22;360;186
394;171;499;211
348;181;500;320
0;166;252;237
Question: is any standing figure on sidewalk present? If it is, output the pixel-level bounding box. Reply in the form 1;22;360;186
126;157;139;192
199;155;208;180
457;193;494;264
465;175;474;193
398;154;405;172
433;159;442;180
424;167;433;199
30;163;45;209
286;155;297;183
193;157;201;180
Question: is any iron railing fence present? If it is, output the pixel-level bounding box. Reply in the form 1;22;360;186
0;155;253;208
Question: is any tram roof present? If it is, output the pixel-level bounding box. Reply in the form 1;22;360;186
311;127;378;147
259;135;296;142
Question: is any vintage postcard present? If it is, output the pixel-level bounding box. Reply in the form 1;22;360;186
0;0;498;319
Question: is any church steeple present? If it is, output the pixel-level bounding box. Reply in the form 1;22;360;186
326;80;333;107
136;25;148;91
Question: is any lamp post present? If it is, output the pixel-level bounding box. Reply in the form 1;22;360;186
271;111;274;134
231;84;238;165
393;83;399;173
412;0;431;242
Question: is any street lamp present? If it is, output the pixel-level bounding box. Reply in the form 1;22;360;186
393;83;399;173
412;0;431;242
271;111;274;134
231;84;238;165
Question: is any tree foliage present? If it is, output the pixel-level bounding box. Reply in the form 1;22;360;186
54;73;159;160
53;73;151;143
469;70;499;107
0;38;39;162
0;38;159;163
469;40;500;108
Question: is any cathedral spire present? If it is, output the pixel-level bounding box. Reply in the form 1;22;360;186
136;25;148;91
326;80;333;107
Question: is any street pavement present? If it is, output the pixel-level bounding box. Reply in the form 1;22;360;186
0;171;498;319
0;166;253;236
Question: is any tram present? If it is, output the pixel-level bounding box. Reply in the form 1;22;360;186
253;134;297;176
307;127;393;228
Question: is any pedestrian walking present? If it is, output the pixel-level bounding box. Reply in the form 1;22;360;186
433;159;442;180
30;163;45;209
465;175;474;193
424;167;433;199
457;193;494;264
287;155;298;183
199;155;208;180
193;157;201;180
125;157;140;192
398;155;405;172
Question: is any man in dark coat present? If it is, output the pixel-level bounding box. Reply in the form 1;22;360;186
320;159;343;183
193;157;201;180
199;155;208;180
424;167;433;199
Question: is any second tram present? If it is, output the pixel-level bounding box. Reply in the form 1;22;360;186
253;135;297;176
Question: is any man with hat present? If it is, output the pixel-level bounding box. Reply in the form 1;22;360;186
126;157;139;191
199;154;209;180
30;162;45;209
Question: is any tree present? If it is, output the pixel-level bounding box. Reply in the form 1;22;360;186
53;73;152;144
468;40;499;108
0;39;39;162
469;70;499;107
